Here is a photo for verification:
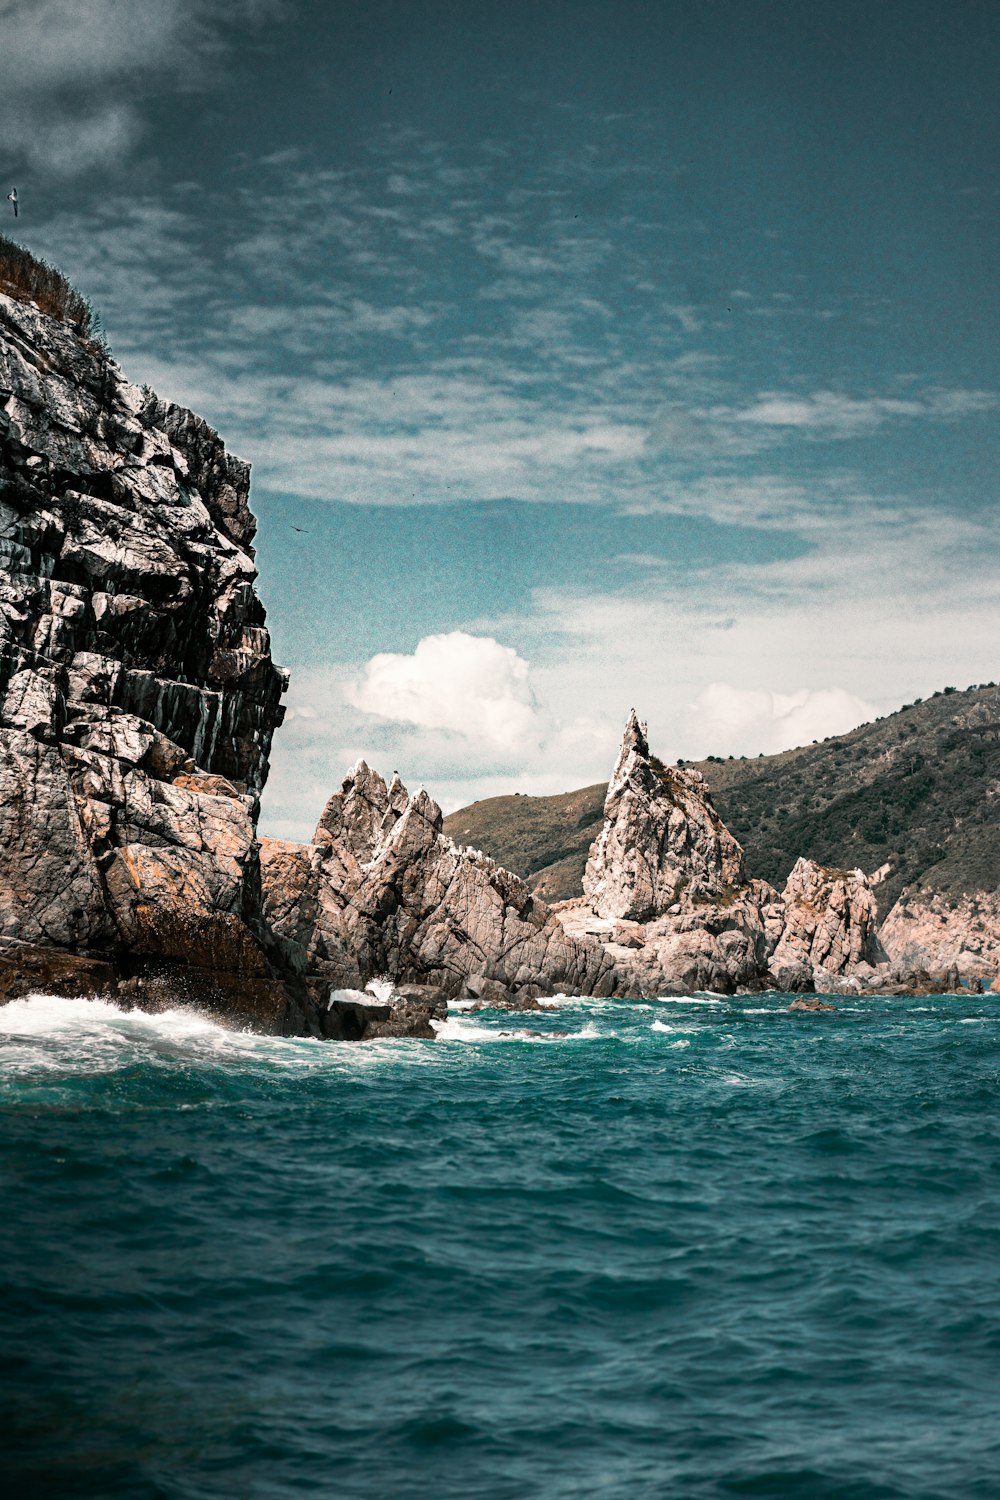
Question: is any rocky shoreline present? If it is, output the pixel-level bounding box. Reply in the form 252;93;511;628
0;284;995;1036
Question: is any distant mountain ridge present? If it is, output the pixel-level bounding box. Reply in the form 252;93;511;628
444;682;1000;921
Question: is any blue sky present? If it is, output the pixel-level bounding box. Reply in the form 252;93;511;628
4;0;999;837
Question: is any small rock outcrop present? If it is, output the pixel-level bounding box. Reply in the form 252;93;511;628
770;857;887;988
0;286;313;1030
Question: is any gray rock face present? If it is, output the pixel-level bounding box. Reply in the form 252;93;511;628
584;711;744;920
0;288;301;1029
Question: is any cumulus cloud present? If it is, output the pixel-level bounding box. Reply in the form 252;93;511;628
0;0;281;173
345;632;539;753
686;683;877;757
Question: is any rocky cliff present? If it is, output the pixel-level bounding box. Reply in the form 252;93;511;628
880;888;1000;980
0;285;316;1029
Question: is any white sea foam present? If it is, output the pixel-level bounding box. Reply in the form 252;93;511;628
364;976;396;1004
328;987;371;1009
429;1017;504;1043
537;994;626;1012
653;996;725;1005
0;992;381;1080
430;1015;603;1044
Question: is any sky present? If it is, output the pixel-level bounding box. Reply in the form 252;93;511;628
3;0;999;838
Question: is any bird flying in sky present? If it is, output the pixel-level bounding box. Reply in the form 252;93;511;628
7;188;17;218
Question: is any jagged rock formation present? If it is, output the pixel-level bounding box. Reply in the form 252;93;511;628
0;287;314;1029
583;710;744;919
445;686;1000;982
260;762;621;1001
263;714;901;1005
558;713;783;994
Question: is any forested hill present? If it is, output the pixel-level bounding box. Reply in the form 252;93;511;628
443;683;1000;917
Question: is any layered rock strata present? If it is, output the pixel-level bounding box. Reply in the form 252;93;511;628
0;288;315;1031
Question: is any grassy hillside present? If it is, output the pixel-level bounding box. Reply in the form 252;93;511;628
443;684;1000;916
0;236;102;340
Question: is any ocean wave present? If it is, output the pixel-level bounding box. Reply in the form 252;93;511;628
430;1015;604;1044
0;992;381;1084
653;995;726;1005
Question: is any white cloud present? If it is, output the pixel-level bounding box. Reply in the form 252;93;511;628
686;683;877;757
0;0;281;174
345;632;539;753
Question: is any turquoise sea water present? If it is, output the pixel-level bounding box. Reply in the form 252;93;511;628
3;990;1000;1499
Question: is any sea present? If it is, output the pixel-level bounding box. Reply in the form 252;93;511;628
3;988;1000;1500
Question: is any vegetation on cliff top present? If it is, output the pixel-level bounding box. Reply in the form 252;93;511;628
443;683;1000;916
0;236;103;343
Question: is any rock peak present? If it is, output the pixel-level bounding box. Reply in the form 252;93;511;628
611;709;649;783
584;710;745;921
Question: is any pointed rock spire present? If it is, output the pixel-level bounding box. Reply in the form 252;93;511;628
583;711;745;922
